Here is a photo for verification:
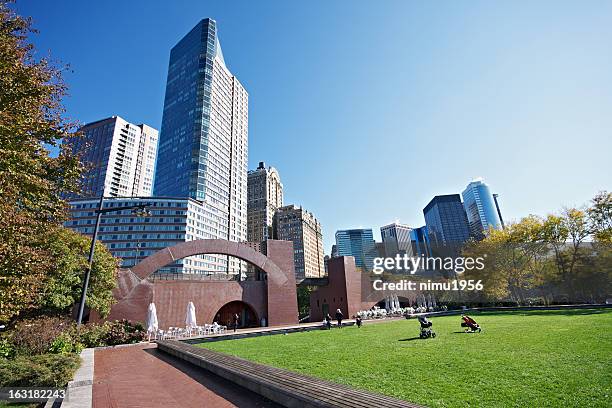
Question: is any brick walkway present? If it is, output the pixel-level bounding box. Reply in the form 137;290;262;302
93;344;279;408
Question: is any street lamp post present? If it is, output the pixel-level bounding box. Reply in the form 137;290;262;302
76;196;152;325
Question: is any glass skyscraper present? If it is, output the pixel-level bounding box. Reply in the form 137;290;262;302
410;226;431;257
154;19;248;273
335;229;376;271
462;179;502;240
423;194;470;255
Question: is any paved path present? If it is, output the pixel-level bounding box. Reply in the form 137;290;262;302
93;344;280;408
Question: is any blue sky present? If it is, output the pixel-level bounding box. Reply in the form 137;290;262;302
14;1;612;252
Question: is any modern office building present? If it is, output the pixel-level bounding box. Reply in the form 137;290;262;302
410;226;431;257
380;223;414;258
247;162;283;243
66;197;234;276
70;116;158;198
335;229;376;271
153;18;248;273
423;194;471;253
274;205;324;280
462;178;503;240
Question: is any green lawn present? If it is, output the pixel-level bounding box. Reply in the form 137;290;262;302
199;309;612;408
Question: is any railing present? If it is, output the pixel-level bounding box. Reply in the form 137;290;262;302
147;271;259;282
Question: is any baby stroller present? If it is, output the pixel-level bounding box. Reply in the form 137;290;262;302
461;315;481;333
418;315;436;339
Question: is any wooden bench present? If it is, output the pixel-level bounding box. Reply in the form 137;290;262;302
157;340;424;408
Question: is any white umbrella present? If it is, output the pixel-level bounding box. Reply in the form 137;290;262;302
186;301;197;334
147;303;158;341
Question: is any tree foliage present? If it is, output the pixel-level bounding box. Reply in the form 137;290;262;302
463;192;612;305
0;3;116;322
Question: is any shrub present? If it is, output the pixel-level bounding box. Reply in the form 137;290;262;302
75;323;108;348
0;353;80;387
49;333;82;354
102;320;145;346
9;316;74;355
0;337;15;359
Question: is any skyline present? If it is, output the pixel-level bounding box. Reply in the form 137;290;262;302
13;1;612;252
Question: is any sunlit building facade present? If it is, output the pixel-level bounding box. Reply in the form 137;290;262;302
70;116;158;198
247;162;283;243
462;179;502;240
153;18;248;274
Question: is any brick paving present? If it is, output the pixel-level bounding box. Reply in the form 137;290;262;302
93;344;279;408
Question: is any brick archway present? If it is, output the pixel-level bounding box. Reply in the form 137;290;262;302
103;239;298;328
130;239;283;282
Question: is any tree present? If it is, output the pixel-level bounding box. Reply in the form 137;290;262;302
541;209;590;301
296;285;315;319
588;191;612;243
463;216;548;305
0;3;116;322
39;228;118;318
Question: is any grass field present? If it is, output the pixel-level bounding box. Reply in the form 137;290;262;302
199;309;612;408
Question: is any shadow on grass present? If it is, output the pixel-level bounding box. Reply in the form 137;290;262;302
475;308;611;318
398;337;423;342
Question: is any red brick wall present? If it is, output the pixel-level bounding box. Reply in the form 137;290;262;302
97;239;299;328
309;256;360;322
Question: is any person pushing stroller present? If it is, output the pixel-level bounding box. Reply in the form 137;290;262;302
461;314;482;333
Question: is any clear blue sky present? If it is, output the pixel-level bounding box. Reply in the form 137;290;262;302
13;1;612;252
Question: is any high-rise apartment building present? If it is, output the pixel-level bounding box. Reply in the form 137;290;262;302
335;229;376;271
274;205;324;280
71;116;158;198
423;194;471;254
380;223;414;258
247;162;283;243
154;18;248;273
462;178;503;240
66;197;229;275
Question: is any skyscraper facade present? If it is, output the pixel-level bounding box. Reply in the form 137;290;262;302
274;205;324;280
462;179;502;240
335;229;376;271
66;197;225;276
154;18;248;273
423;194;471;253
410;226;431;257
247;162;283;243
380;223;414;258
71;116;158;198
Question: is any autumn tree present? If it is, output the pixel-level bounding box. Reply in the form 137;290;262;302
0;2;116;322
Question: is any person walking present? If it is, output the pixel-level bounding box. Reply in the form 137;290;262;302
325;313;332;330
233;313;240;332
335;309;344;328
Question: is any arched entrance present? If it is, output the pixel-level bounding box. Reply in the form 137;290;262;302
214;301;258;329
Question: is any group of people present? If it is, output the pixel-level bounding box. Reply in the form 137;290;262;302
322;308;482;336
324;309;345;329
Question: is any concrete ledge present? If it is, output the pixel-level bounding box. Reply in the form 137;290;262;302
157;340;423;408
61;348;94;408
183;322;358;344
